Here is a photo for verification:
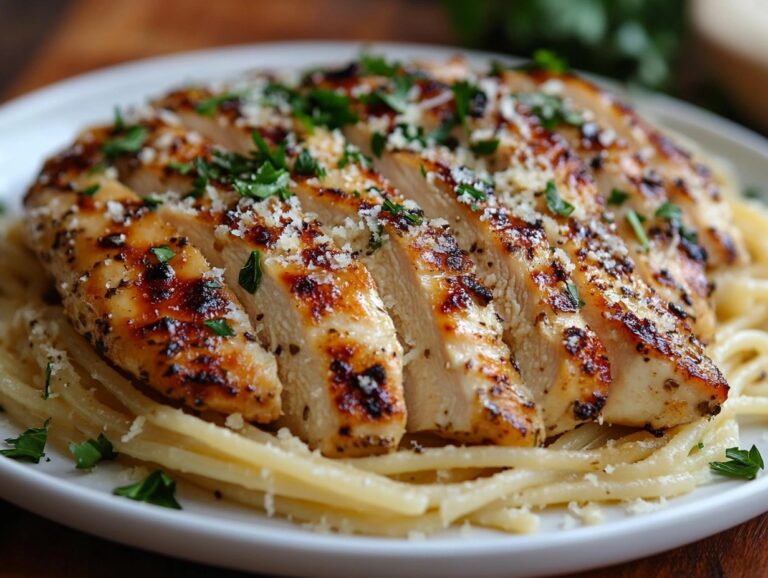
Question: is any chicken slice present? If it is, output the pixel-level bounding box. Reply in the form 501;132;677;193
151;88;543;446
488;71;715;341
111;114;406;456
306;59;729;430
495;68;746;270
24;131;281;422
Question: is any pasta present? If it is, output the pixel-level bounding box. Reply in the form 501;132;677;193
0;190;767;537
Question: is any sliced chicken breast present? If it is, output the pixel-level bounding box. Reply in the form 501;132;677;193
304;60;729;430
110;115;407;456
495;68;746;270
24;130;282;422
152;88;544;446
494;70;716;340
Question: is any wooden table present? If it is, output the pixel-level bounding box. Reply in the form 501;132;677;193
1;1;766;576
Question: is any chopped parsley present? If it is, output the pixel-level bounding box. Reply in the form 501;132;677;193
79;184;100;197
42;362;52;400
251;131;287;170
607;188;630;206
167;161;193;175
371;132;387;158
113;470;182;509
1;420;50;463
232;162;291;200
141;195;163;211
102;125;149;159
368;75;413;114
515;92;583;130
381;198;423;226
744;187;763;200
524;49;569;74
303;88;359;129
654;200;682;221
710;445;764;480
337;145;371;169
69;433;116;470
195;92;241;116
150;245;176;263
652;200;698;244
469;138;500;156
204;319;235;337
626;210;649;251
566;281;585;309
544;180;575;217
680;226;699;245
293;149;326;177
451;80;484;126
114;107;125;131
359;53;400;77
239;250;263;294
456;182;488;202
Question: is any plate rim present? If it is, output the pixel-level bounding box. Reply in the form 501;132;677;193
2;40;768;578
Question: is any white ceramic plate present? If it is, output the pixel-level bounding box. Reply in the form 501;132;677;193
1;41;768;578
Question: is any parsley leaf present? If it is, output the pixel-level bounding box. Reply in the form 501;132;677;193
42;362;52;400
452;80;484;126
337;145;371;169
168;161;193;175
79;184;100;197
102;126;149;159
375;75;413;114
293;149;326;177
1;420;50;463
607;188;630;206
515;92;583;130
114;107;125;131
141;195;163;211
566;282;585;309
232;162;291;200
195;92;241;116
239;250;263;294
545;181;575;217
359;53;400;77
526;49;569;74
304;88;358;129
655;200;682;221
710;445;764;480
69;433;117;470
626;210;650;251
204;319;235;337
251;131;287;170
381;198;423;226
113;470;182;509
469;138;500;156
456;182;489;202
150;245;176;263
371;132;387;158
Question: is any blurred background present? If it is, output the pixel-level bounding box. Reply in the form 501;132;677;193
1;0;766;134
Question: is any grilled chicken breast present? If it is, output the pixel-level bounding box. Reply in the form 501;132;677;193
23;54;739;450
302;59;729;430
494;69;746;271
24;130;282;421
110;114;407;456
494;69;717;340
151;87;543;446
